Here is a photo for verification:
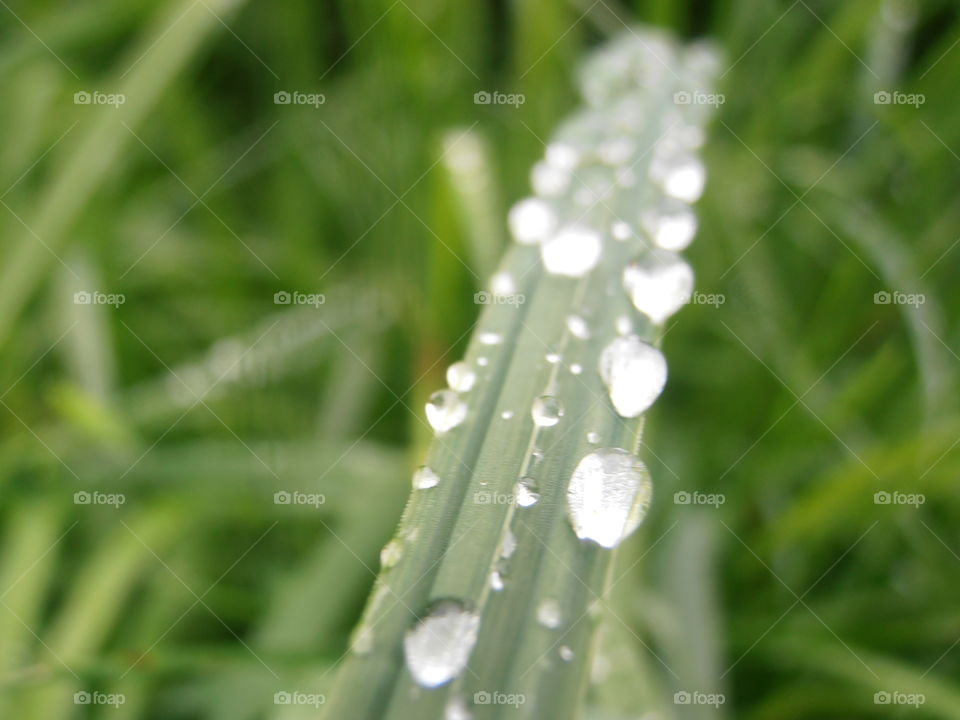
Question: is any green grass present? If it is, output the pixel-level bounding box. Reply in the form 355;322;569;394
0;1;958;719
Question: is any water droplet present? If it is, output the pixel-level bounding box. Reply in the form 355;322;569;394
559;645;574;661
542;226;602;277
516;477;541;507
479;331;503;345
599;336;667;418
615;315;632;335
537;599;562;629
380;539;403;567
623;250;694;324
446;362;476;392
532;395;564;427
445;696;472;720
570;363;583;375
545;352;561;364
426;390;467;434
413;465;441;490
546;143;580;170
477;356;489;367
566;314;591;339
490;571;505;591
404;600;480;688
611;220;633;241
531;162;570;197
501;528;517;558
641;200;698;251
501;410;514;420
491;271;516;296
508;197;557;244
598;136;635;166
566;448;653;548
653;153;706;203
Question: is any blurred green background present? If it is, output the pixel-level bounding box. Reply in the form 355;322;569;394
1;0;958;718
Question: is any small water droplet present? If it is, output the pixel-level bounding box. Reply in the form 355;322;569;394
570;363;583;375
501;410;514;420
545;352;561;364
413;466;441;490
641;200;698;251
611;220;633;241
516;477;541;507
426;390;468;434
509;197;557;244
599;336;667;418
546;142;580;170
566;448;653;548
566;314;591;340
586;431;600;444
446;362;476;392
652;153;706;203
445;696;472;720
598;136;635;166
559;645;574;661
490;570;505;591
380;539;403;567
615;315;632;335
542;226;602;277
491;271;516;296
404;600;480;688
623;250;694;324
477;356;489;367
479;331;503;345
531;161;570;197
537;599;562;629
532;395;564;427
501;528;517;558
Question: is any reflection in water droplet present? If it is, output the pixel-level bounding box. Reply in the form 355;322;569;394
566;448;653;548
623;250;694;325
599;336;667;418
537;599;562;629
532;396;564;427
412;466;441;490
446;362;476;392
404;600;481;688
542;226;602;277
426;390;468;434
516;477;541;507
509;197;557;244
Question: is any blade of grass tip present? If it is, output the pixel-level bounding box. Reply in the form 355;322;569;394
322;27;720;720
0;0;249;350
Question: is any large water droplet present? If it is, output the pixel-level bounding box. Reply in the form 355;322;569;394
599;336;667;418
532;395;564;427
516;477;540;507
537;599;562;629
509;197;557;244
623;250;694;324
446;362;476;392
426;390;467;434
404;600;480;688
566;448;653;548
412;465;441;490
541;226;602;277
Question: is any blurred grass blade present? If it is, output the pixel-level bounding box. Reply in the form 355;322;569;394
323;27;719;720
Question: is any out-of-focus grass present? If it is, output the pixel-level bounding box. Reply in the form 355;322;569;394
0;1;958;719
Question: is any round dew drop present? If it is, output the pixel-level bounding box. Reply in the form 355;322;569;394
490;271;517;296
531;395;563;427
516;477;541;507
566;448;653;548
412;466;441;490
566;314;591;340
536;598;562;629
599;335;667;418
541;226;602;277
446;362;476;392
403;600;481;688
426;390;467;434
508;197;557;244
623;249;694;325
